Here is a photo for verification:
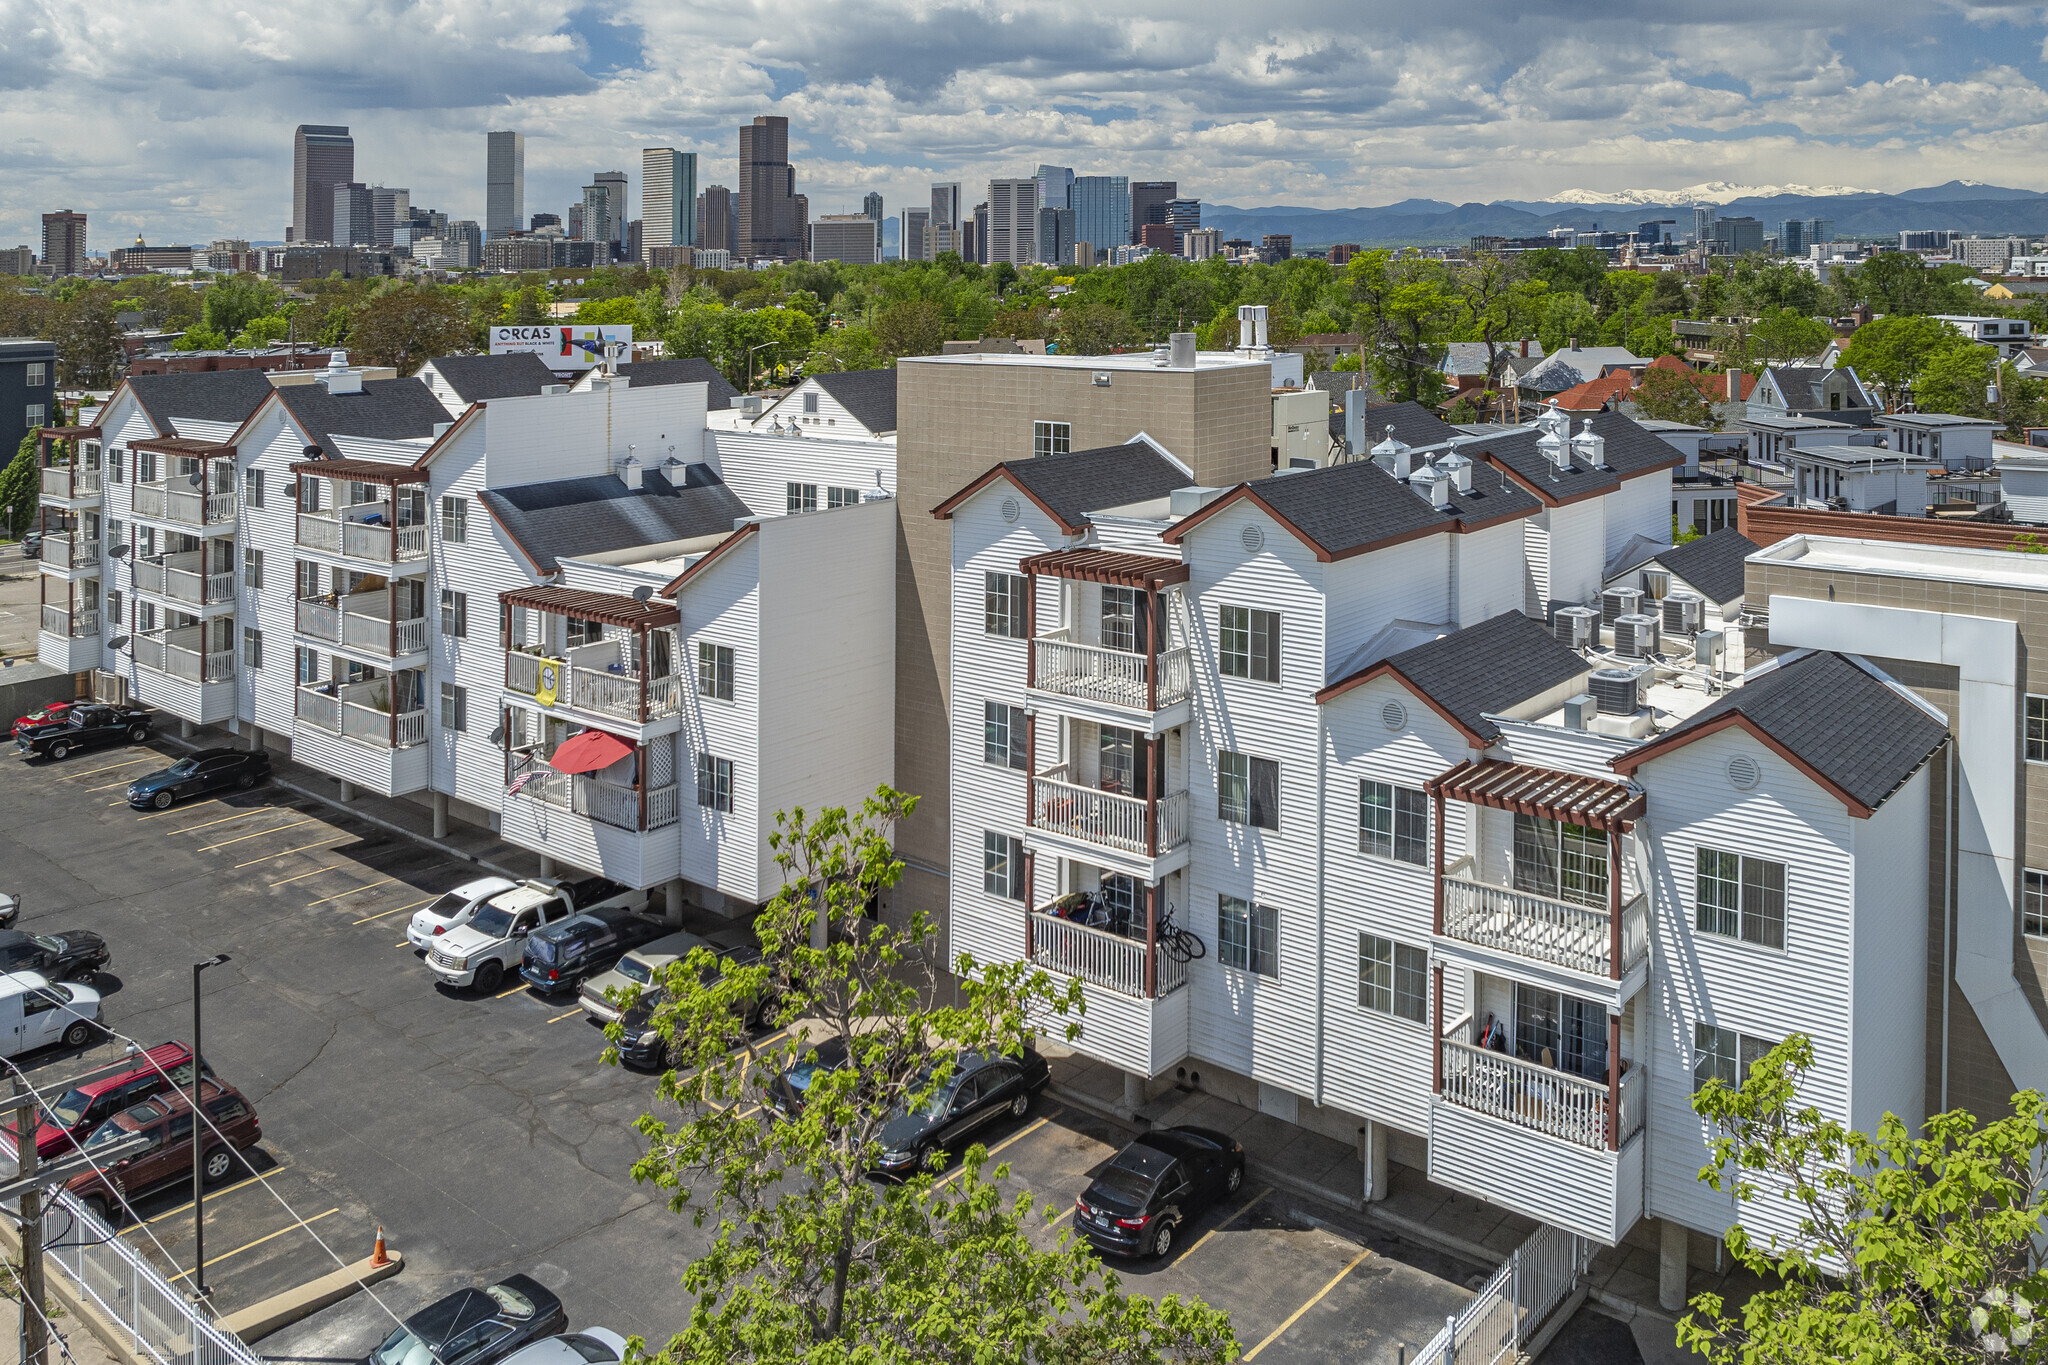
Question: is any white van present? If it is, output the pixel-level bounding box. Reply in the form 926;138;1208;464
0;971;102;1056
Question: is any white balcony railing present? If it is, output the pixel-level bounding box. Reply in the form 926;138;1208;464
131;483;166;520
40;466;100;499
40;606;98;638
134;629;232;683
164;487;236;527
296;514;428;564
133;552;232;607
295;682;427;749
1031;634;1192;710
1441;857;1649;978
1028;911;1188;999
1031;765;1190;857
506;641;682;722
43;536;99;570
1439;1029;1646;1151
507;767;679;833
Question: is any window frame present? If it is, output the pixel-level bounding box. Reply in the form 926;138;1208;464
1358;933;1427;1023
697;640;735;702
1032;420;1071;458
1218;605;1281;683
1693;1022;1781;1094
826;485;861;509
440;589;468;639
243;546;263;590
2028;696;2048;764
786;481;819;514
25;362;45;388
982;830;1024;900
696;754;734;812
2027;869;2048;938
244;468;265;508
1694;846;1787;950
1217;749;1278;830
1217;895;1278;977
440;682;467;733
1358;780;1429;865
241;627;262;670
440;494;467;543
983;571;1027;639
983;700;1027;770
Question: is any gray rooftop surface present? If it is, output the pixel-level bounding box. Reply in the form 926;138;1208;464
999;441;1193;528
615;359;740;410
810;368;898;433
1372;611;1590;742
478;466;755;573
125;370;278;434
1245;446;1542;557
1644;528;1759;606
427;353;560;403
275;377;451;453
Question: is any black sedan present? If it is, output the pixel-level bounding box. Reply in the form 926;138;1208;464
520;907;671;994
767;1035;851;1119
126;749;271;809
871;1048;1050;1179
16;706;149;762
365;1275;566;1365
1073;1126;1246;1259
612;986;670;1068
0;928;110;982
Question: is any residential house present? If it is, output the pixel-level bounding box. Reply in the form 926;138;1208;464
1747;364;1876;426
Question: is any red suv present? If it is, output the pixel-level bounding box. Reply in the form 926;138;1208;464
65;1079;261;1224
31;1043;209;1160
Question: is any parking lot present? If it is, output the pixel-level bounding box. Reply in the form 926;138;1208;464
2;730;1636;1363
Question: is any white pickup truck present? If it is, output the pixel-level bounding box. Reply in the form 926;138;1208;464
426;876;645;992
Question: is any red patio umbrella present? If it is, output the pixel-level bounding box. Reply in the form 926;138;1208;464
548;729;632;775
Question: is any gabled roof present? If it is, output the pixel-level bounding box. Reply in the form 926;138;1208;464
1163;447;1541;561
1762;364;1871;413
1649;355;1756;402
477;466;754;575
124;370;276;435
614;359;739;410
1613;651;1946;817
272;377;450;454
1316;610;1590;744
810;368;898;433
1642;528;1758;606
933;441;1190;533
1550;371;1635;413
1475;410;1682;507
424;353;558;404
1357;401;1466;449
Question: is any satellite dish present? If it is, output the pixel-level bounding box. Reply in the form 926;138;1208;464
487;724;505;746
108;635;131;650
187;470;205;488
106;543;130;558
303;445;324;459
631;585;653;603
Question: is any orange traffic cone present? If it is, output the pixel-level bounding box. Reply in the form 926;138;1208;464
371;1227;389;1267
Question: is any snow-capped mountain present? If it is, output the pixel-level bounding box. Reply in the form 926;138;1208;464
1541;182;1875;206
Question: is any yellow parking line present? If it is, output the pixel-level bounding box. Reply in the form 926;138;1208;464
165;1208;340;1282
177;807;284;834
235;838;347;868
936;1112;1054;1189
85;776;150;792
307;877;394;907
137;799;219;821
198;818;315;852
496;983;529;998
1169;1186;1271;1268
65;757;156;780
1048;1204;1074;1227
548;1008;583;1023
107;800;129;806
267;866;340;888
395;941;411;949
353;897;432;925
120;1168;290;1232
1241;1248;1372;1361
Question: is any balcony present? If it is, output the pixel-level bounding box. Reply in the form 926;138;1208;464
296;511;428;566
1441;856;1649;981
499;768;683;888
40;465;101;502
41;535;98;572
293;682;427;750
1028;910;1188;999
133;551;234;609
1030;764;1189;862
37;606;100;673
505;641;683;727
1031;632;1191;712
134;627;233;684
40;605;98;638
295;592;429;661
130;480;234;529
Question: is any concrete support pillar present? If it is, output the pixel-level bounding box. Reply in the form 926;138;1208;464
539;854;557;878
337;780;355;803
432;791;449;840
1123;1071;1147;1115
664;878;686;925
179;718;193;739
247;727;263;752
1359;1120;1390;1204
1659;1218;1690;1313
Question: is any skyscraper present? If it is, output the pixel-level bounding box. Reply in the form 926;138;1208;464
863;191;884;224
1165;197;1201;245
901;209;931;263
985;179;1037;265
811;214;881;264
370;186;409;248
697;185;734;254
1036;206;1073;266
595;171;628;250
332;183;374;247
580;181;618;260
1129;181;1177;244
737;116;802;262
642;148;697;261
486;131;525;241
292;124;353;243
1693;205;1716;244
40;211;86;276
1034;165;1073;210
1070;176;1129;266
930;182;962;255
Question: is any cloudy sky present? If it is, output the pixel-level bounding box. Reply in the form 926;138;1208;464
3;0;2046;247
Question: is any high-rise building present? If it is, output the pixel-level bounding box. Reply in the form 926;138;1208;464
811;213;881;264
1036;206;1074;266
971;203;988;264
0;247;35;277
530;212;560;233
625;220;643;264
641;148;697;262
370;186;409;248
594;171;628;250
1070;176;1129;266
1034;165;1073;210
1807;218;1835;245
1165;197;1201;248
737;116;803;262
985;179;1037;266
930;182;962;235
1184;228;1222;261
567;203;585;240
1692;204;1716;244
486;131;525;241
863;192;883;225
444;220;482;269
1138;223;1174;251
1777;219;1807;257
1129;181;1177;244
697;186;735;254
582;176;626;256
1712;216;1764;255
291;124;353;243
901;209;931;263
39;211;86;276
332;183;374;247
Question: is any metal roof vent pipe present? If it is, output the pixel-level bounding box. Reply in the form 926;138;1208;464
1439;450;1473;493
618;454;642;490
1572;419;1606;469
319;349;362;395
1169;332;1197;369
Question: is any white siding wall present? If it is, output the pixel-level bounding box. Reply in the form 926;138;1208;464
1608;471;1674;558
1453;521;1530;627
703;430;896;519
1322;536;1451;676
469;386;703;491
239;407;314;740
675;534;765;903
1850;764;1930;1136
1546;499;1608;605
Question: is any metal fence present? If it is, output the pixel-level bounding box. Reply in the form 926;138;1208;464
1410;1222;1594;1365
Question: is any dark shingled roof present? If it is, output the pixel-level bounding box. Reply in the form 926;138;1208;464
1767;365;1828;410
1644;528;1758;606
275;377;451;454
1626;651;1946;812
1238;444;1542;557
478;466;754;573
1584;410;1687;477
426;353;558;403
615;359;740;411
1375;612;1589;742
125;371;276;435
1476;427;1622;500
810;368;898;433
1359;401;1465;449
1001;441;1192;528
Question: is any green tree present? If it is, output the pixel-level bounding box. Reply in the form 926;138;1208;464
171;326;231;353
619;787;1236;1364
1521;245;1609;301
1346;249;1460;405
1681;1035;2048;1364
1535;291;1602;355
1454;252;1546;421
803;325;889;375
574;296;644;327
1055;301;1140;356
1632;366;1715;427
347;286;469;375
56;296;121;387
1746;307;1834;368
874;299;948;358
1916;343;1997;419
1841;315;1968;409
0;431;39;539
201;276;280;339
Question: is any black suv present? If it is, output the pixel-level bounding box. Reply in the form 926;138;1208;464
16;706;150;761
871;1048;1050;1179
519;907;671;994
1073;1127;1245;1259
0;929;110;981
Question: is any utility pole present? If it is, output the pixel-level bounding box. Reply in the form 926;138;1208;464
15;1075;46;1365
190;954;229;1302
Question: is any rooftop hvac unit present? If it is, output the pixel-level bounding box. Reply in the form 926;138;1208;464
1601;586;1643;626
1553;606;1599;651
1613;612;1661;660
1662;592;1704;636
1589;667;1640;716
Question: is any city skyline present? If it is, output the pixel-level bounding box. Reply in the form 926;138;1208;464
3;5;2046;245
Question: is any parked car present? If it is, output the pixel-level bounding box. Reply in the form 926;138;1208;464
0;972;102;1058
520;906;671;994
65;1078;260;1224
363;1276;568;1365
15;705;149;761
10;701;73;738
766;1034;851;1119
611;986;671;1068
871;1048;1050;1179
495;1331;629;1365
577;926;762;1026
427;877;642;992
0;927;109;981
406;877;519;952
0;892;20;929
1073;1127;1246;1259
33;1041;210;1160
20;532;40;559
125;749;271;809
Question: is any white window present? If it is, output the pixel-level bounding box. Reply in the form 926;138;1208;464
105;519;123;550
697;754;734;812
440;682;467;733
1218;896;1277;977
244;468;265;508
1359;781;1428;864
107;448;124;484
983;571;1027;639
440;589;467;639
1693;1023;1780;1094
1032;420;1070;458
104;590;122;631
296;646;320;684
1695;847;1786;949
137;450;157;484
1358;934;1427;1022
137;600;157;632
786;482;818;513
1219;606;1280;682
242;627;262;669
826;486;861;508
1218;750;1278;829
2027;870;2048;938
25;363;45;387
982;831;1023;900
697;641;734;701
243;547;263;589
2027;696;2048;763
1513;814;1609;910
984;701;1026;769
25;405;44;429
441;495;467;543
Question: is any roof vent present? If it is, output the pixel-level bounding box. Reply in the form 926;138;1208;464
1240;524;1264;553
1000;496;1021;523
1438;450;1473;494
1661;592;1703;636
1169;332;1197;369
1381;700;1407;731
1727;754;1761;790
1571;418;1606;468
617;455;642;490
1553;605;1599;651
541;384;568;396
1613;612;1660;660
1169;485;1225;517
1589;667;1640;716
318;349;363;395
1407;462;1450;509
1600;585;1643;627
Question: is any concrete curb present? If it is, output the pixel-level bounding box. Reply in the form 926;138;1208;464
216;1250;404;1342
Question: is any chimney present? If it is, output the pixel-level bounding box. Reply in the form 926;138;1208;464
1520;338;1530;358
318;349;362;396
618;455;642;490
1568;335;1578;352
1726;369;1740;401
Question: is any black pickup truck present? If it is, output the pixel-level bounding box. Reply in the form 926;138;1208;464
16;705;151;761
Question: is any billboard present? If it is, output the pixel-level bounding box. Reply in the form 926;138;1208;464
488;325;633;370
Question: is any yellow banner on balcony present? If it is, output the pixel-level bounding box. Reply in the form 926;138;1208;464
535;658;564;708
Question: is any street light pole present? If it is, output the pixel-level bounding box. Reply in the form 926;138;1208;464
190;955;229;1302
